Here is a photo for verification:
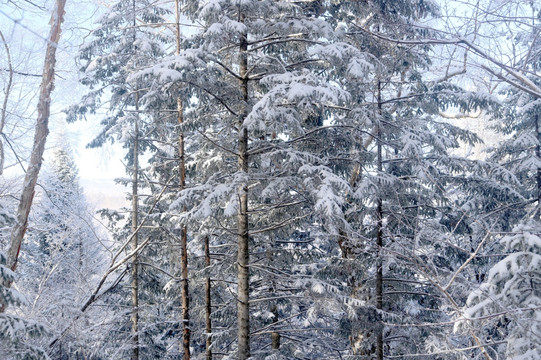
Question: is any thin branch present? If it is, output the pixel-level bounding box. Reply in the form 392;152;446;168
248;37;323;52
248;212;312;235
185;80;239;117
385;341;506;358
350;23;541;98
214;59;242;80
0;30;13;175
48;175;174;349
0;68;41;77
482;65;541;99
196;129;239;157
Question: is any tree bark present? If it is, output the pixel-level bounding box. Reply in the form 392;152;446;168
534;115;541;214
1;0;66;311
131;93;140;360
204;235;212;360
267;248;280;351
237;10;250;360
375;80;384;360
270;304;280;350
178;94;191;360
175;1;191;357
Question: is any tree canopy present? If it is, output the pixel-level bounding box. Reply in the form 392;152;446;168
1;0;541;359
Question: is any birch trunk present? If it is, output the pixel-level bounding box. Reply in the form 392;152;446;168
237;10;250;360
1;0;66;307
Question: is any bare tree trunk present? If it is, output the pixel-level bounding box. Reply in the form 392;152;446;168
174;1;191;357
130;0;140;356
375;80;384;360
204;235;212;360
131;93;140;360
237;10;250;360
535;115;541;214
342;89;385;356
1;0;66;311
0;30;13;176
341;124;381;356
178;94;191;360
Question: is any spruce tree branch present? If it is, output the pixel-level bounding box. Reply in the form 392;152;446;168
248;37;323;52
251;327;334;335
385;341;506;358
185;80;238;117
248;295;305;304
439;110;481;119
250;310;307;335
214;59;242;80
196;129;239;157
248;212;312;235
386;237;494;360
248;125;360;157
480;199;537;220
107;176;173;269
139;261;176;279
248;200;305;213
247;32;304;46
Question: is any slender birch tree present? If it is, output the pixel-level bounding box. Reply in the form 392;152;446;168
2;0;67;300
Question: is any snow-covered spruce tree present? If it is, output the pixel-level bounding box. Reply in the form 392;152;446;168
150;0;505;357
318;0;514;357
458;222;541;359
488;97;541;224
138;1;376;358
473;0;541;227
66;0;172;358
126;2;200;356
1;192;48;359
18;145;105;359
457;4;541;357
0;253;48;360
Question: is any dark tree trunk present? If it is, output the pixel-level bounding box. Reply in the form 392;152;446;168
178;95;190;359
205;236;212;360
175;1;191;357
376;80;384;360
131;93;140;360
